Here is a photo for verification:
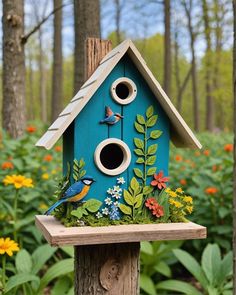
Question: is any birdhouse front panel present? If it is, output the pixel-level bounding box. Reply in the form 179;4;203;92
70;53;170;203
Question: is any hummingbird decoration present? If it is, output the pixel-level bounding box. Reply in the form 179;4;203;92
100;106;124;125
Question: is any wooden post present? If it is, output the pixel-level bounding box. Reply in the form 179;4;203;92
74;38;140;295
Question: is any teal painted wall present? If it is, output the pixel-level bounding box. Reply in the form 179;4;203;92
68;54;170;202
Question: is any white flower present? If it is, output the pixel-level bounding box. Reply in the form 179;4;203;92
117;177;125;185
96;212;103;219
107;188;114;195
113;185;122;193
113;192;121;199
113;201;119;207
105;197;113;205
102;207;109;215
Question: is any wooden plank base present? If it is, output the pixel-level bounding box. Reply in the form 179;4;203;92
35;215;206;246
74;243;140;295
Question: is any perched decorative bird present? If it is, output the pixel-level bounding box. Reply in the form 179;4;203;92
100;106;124;125
45;176;96;215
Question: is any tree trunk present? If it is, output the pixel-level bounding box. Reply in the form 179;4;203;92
51;0;63;122
2;0;26;138
114;0;121;44
202;0;214;131
233;2;236;293
28;51;34;120
163;0;171;97
73;0;101;93
74;243;140;295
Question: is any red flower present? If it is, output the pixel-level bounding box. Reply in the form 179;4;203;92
54;145;62;152
179;179;187;185
224;144;233;152
175;155;183;162
26;126;36;133
1;161;14;170
44;154;53;162
151;171;169;190
145;198;157;210
203;150;210;156
205;187;218;195
152;204;164;218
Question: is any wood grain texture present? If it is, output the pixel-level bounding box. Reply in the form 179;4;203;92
74;243;140;295
36;39;202;150
35;215;207;247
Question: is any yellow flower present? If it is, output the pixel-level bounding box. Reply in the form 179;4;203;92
175;188;183;193
0;238;19;256
165;188;171;193
186;206;193;213
183;196;193;204
39;203;48;210
168;191;177;198
3;175;33;189
169;199;183;208
51;169;57;175
42;173;49;180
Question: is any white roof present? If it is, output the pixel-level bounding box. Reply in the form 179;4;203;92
36;39;201;150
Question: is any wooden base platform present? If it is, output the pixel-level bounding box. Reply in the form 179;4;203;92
35;215;206;246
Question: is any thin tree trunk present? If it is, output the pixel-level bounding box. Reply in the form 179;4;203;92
28;51;34;120
233;1;236;293
114;0;121;44
73;0;101;93
2;0;26;138
51;0;63;122
183;0;200;131
202;0;214;131
163;0;171;97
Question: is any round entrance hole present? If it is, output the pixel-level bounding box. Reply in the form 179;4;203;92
94;138;131;176
111;77;137;105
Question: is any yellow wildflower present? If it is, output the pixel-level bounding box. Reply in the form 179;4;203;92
183;196;193;204
186;206;193;213
169;199;183;208
165;188;171;193
175;188;183;193
3;175;33;189
39;203;48;210
42;173;49;180
168;191;177;198
0;238;19;256
51;169;57;175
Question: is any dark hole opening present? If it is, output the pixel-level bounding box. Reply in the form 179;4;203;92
100;143;124;170
115;82;130;99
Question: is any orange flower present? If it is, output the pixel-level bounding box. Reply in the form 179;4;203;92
195;151;201;157
203;150;210;156
44;154;53;162
175;155;183;162
224;144;233;152
54;145;62;152
1;162;14;170
145;198;157;210
26;126;36;133
212;165;217;172
145;198;164;218
205;187;218;195
152;204;164;218
180;179;187;185
151;171;169;190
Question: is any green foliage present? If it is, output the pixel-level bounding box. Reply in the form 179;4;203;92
134;106;162;187
72;158;86;182
119;177;143;220
71;199;102;219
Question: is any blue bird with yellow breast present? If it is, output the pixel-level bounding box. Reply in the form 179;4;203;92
100;106;124;125
45;175;95;215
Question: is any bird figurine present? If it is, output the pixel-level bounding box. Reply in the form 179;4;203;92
100;106;124;125
45;175;96;215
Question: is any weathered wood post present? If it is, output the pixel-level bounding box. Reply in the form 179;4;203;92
74;38;140;295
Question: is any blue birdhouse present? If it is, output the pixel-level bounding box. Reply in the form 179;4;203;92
36;39;201;225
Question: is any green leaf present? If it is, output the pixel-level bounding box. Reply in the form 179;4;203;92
136;114;145;124
134;121;145;133
133;168;143;179
140;274;156;295
39;258;74;291
79;170;86;178
51;277;71;295
5;274;40;293
134;193;143;208
156;280;202;295
16;249;32;274
134;149;144;156
130;177;141;193
147;144;158;155
123;189;134;206
147;115;158;127
146;106;154;118
59;246;74;258
71;207;84;219
147;156;156;165
134;138;144;149
220;251;233;283
136;157;144;164
119;204;132;215
150;130;163;139
141;241;153;255
32;245;57;275
201;244;221;285
173;249;208;289
154;261;171;278
147;167;156;176
79;158;85;168
84;199;102;213
143;185;154;195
